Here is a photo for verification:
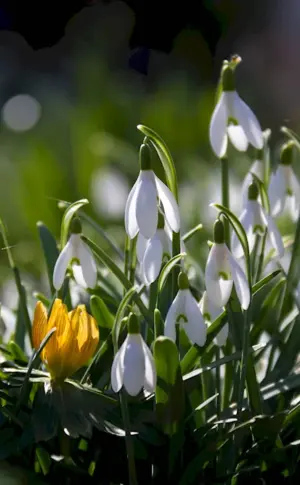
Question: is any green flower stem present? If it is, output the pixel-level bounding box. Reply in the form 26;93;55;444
119;392;138;485
255;231;267;283
129;237;137;285
124;235;131;281
172;231;181;299
215;347;221;417
221;157;230;247
250;235;261;282
221;341;233;411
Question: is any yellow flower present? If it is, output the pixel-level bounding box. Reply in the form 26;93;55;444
32;299;99;381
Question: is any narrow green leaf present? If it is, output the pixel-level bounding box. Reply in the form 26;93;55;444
137;124;178;200
36;446;51;475
37;222;59;294
182;224;203;243
90;295;114;341
252;270;281;296
60;198;89;248
157;253;186;293
0;218;32;348
185;393;219;422
154;336;185;435
281;126;300;152
17;327;56;410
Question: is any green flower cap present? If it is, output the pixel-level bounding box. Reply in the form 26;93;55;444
248;181;259;201
280;141;296;166
127;313;140;334
178;271;189;290
221;65;235;92
157;211;165;229
214;219;225;244
139;143;152;170
70;217;82;235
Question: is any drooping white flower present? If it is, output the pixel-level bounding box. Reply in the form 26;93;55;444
199;291;228;347
137;219;172;286
232;182;284;259
268;141;300;221
205;220;250;310
125;143;180;239
111;314;156;396
209;64;263;158
165;272;207;346
53;219;97;290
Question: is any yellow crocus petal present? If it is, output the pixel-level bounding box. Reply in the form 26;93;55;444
32;301;48;350
74;309;99;370
43;299;70;378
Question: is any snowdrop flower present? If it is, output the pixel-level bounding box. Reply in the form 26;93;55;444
209;62;263;158
137;212;172;285
205;219;250;310
268;141;300;221
242;154;264;207
165;272;207;346
125;143;180;240
199;291;228;347
53;218;97;290
232;181;284;259
111;313;156;396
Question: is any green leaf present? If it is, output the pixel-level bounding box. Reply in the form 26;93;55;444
137;124;178;200
281;126;300;152
90;295;114;340
154;336;185;436
157;252;186;293
37;222;59;294
0;218;32;348
182;224;203;243
252;270;281;296
36;446;51;475
60;198;89;248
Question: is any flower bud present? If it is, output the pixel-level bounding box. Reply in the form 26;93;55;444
213;219;225;244
178;271;189;290
127;312;140;334
248;181;259;201
70;217;82;234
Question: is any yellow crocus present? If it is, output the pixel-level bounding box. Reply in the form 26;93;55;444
32;299;99;381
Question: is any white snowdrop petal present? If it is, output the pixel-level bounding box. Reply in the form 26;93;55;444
125;175;141;239
184;290;207;346
205;244;233;307
143;237;163;285
265;212;284;258
78;240;98;288
111;338;127;392
215;323;229;347
289;169;300;221
209;92;228;158
123;335;145;396
268;168;286;217
155;176;180;233
227;249;250;310
136;233;148;263
233;93;263;149
227;125;248;152
142;340;157;392
242;160;264;208
72;263;88;289
136;171;158;239
199;291;223;323
53;240;73;290
165;291;184;341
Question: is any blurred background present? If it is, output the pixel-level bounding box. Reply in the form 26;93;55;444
0;0;298;313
